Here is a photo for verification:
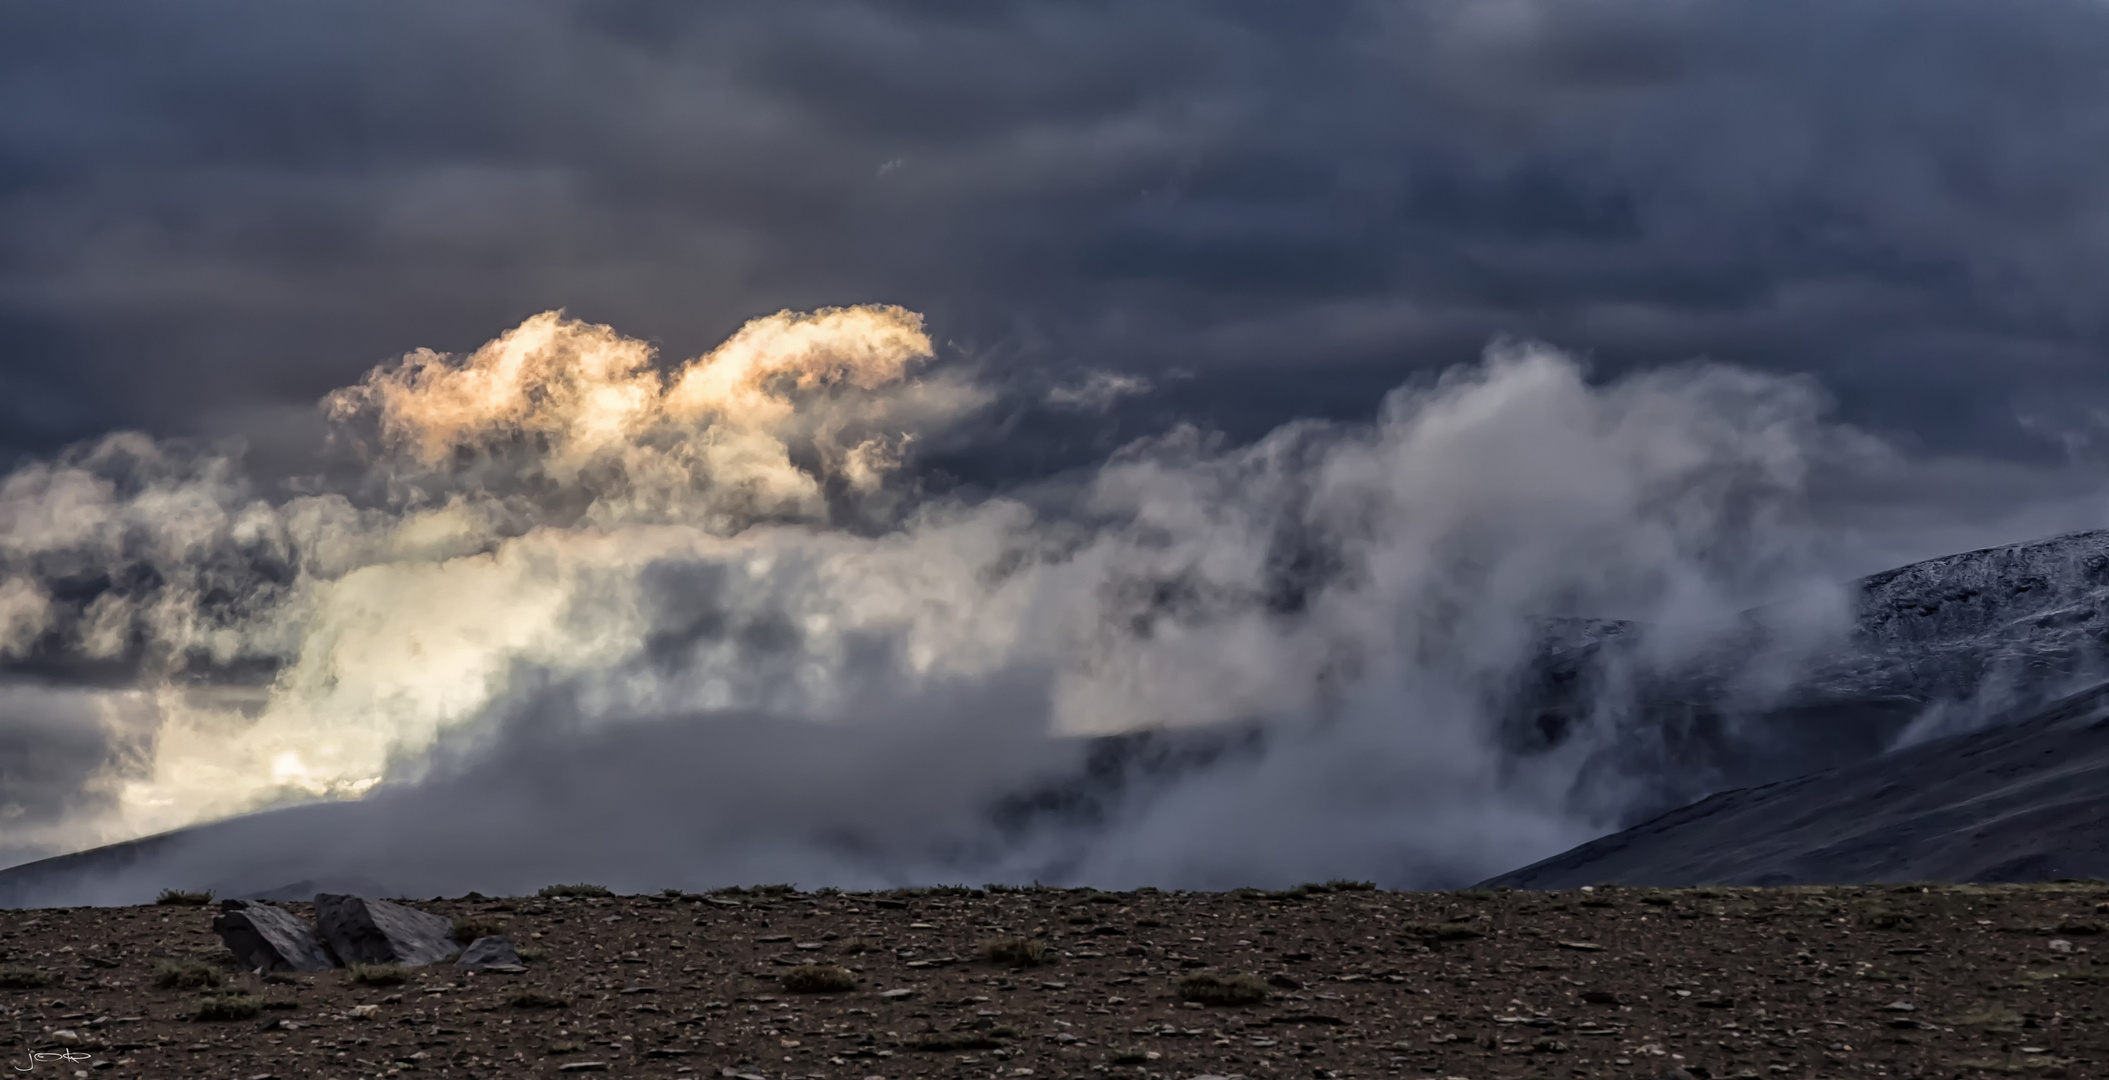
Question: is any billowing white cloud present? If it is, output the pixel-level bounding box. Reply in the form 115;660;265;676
0;305;1924;893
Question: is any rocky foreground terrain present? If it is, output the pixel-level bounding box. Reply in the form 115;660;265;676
3;882;2107;1080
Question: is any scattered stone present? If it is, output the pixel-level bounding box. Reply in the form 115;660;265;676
315;894;457;967
558;1062;610;1072
1885;1000;1917;1011
454;934;523;970
2049;938;2075;953
879;988;915;999
212;900;336;973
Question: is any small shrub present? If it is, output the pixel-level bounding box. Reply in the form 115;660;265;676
507;989;570;1009
516;946;549;962
451;917;509;944
349;963;408;986
1177;971;1269;1006
978;936;1048;967
1325;879;1376;891
0;966;54;989
155;888;213;907
1399;921;1486;943
537;883;614;898
192;993;264;1021
908;1033;1005;1051
153;960;222;990
260;997;301;1011
1863;909;1915;931
781;964;857;994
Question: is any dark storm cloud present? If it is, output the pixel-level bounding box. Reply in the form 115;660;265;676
0;684;154;866
3;0;2109;470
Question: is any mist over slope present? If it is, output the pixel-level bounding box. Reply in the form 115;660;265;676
1482;678;2109;889
3;304;2106;905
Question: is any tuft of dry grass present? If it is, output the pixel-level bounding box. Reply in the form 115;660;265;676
907;1032;1008;1051
977;936;1048;967
0;966;55;989
537;883;613;898
348;963;408;986
192;993;264;1021
781;964;857;993
1398;921;1486;943
155;888;214;906
451;916;509;943
152;959;223;990
1176;971;1269;1006
1863;908;1916;930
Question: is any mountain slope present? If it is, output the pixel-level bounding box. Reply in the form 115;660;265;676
1481;680;2109;888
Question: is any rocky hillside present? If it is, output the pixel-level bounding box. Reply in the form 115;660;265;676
1484;680;2109;889
1518;529;2109;826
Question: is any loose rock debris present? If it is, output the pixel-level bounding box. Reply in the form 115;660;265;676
0;881;2105;1077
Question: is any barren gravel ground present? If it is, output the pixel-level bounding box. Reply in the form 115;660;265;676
3;881;2107;1079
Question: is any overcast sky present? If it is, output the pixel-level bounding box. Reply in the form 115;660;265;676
13;0;2109;891
5;0;2109;471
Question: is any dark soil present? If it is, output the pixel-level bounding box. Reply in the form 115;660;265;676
4;881;2108;1078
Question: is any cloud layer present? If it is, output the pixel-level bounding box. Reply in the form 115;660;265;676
0;302;1989;895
